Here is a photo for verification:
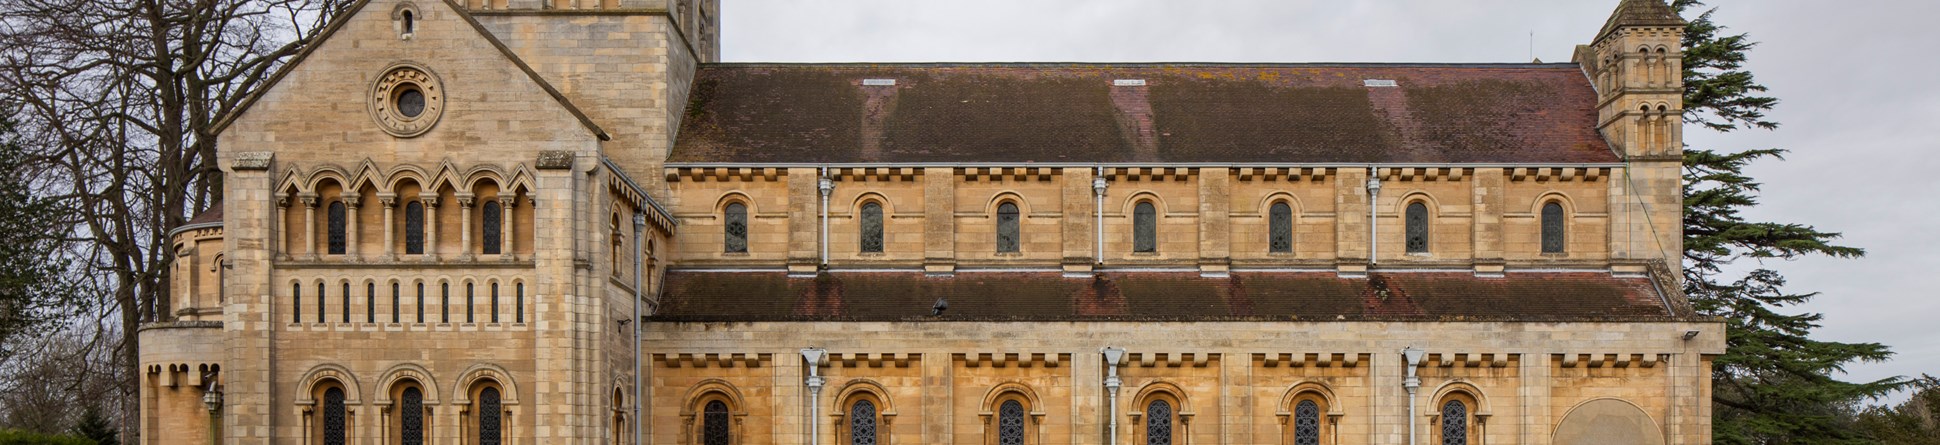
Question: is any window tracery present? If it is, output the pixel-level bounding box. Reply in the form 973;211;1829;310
849;399;878;445
1270;201;1293;253
482;200;502;255
1441;400;1468;445
1405;201;1429;253
859;202;884;253
1541;201;1566;253
404;201;425;254
1134;201;1157;253
724;202;747;253
322;386;346;445
997;399;1026;445
703;400;730;445
326;201;346;255
401;387;425;445
1293;399;1320;445
1145;399;1173;445
479;387;502;445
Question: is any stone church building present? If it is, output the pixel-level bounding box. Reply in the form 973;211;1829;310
137;0;1721;443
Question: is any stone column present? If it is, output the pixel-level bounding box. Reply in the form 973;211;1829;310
299;193;319;260
343;195;362;260
423;196;441;261
379;194;398;261
499;195;516;259
458;194;475;261
275;197;292;261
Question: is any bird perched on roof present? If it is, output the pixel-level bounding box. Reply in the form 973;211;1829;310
932;297;948;316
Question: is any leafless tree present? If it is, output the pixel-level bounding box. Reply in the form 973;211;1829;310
0;0;349;439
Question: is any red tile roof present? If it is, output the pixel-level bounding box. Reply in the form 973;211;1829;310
652;271;1687;322
186;207;223;225
670;63;1617;165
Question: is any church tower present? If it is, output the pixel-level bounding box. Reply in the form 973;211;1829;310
1576;0;1686;272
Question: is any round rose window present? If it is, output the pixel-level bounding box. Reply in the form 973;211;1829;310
369;64;443;137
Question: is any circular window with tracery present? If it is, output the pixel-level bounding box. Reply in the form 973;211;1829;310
370;63;444;138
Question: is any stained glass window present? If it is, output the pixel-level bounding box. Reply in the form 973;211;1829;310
1294;400;1320;445
1270;202;1293;253
404;201;425;255
997;202;1020;253
849;400;877;445
402;387;425;445
998;400;1025;445
1405;202;1429;253
1541;201;1565;253
391;282;400;323
1441;400;1467;445
724;203;748;253
1145;399;1172;445
490;283;500;323
465;282;475;323
704;400;730;445
317;282;326;323
515;283;524;324
293;283;302;323
326;201;347;255
323;387;346;445
1134;201;1157;253
859;202;884;253
482;201;502;255
441;283;450;323
367;283;376;323
415;283;425;323
479;387;502;445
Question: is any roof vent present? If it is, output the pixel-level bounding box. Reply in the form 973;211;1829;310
1364;79;1398;87
1113;79;1147;86
862;78;896;86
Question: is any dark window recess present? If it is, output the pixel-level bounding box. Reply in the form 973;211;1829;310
316;283;326;323
1441;401;1468;445
482;201;503;255
341;282;351;323
704;400;731;445
465;283;475;323
1269;202;1294;253
996;202;1021;253
490;283;500;323
515;283;525;324
1134;202;1158;253
391;283;401;323
441;283;450;323
402;387;425;445
405;201;425;254
397;88;426;118
1294;400;1320;445
1145;400;1173;445
1541;202;1566;253
724;203;748;253
850;400;877;445
367;283;376;323
415;283;425;323
323;387;346;445
997;400;1026;445
293;283;302;323
479;387;502;445
1406;202;1430;254
859;202;884;253
326;201;347;255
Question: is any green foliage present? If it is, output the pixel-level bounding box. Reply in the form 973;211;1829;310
0;109;81;358
1670;1;1910;444
1855;377;1940;445
0;430;94;445
65;408;115;445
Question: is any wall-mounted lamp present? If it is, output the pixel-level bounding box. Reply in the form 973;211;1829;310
1682;330;1700;341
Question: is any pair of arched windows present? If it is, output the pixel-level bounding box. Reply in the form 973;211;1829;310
371;382;501;445
389;199;504;256
1399;199;1568;255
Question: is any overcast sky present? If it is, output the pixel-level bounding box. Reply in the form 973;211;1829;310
720;0;1940;403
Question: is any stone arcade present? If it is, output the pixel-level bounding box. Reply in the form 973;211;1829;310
138;0;1720;443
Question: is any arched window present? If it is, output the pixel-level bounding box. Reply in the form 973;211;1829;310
366;283;376;323
478;387;503;445
1405;201;1429;254
401;386;426;445
723;202;748;253
859;202;884;253
341;282;351;323
1145;399;1173;445
514;282;525;324
1293;399;1320;445
391;282;401;323
322;386;346;445
465;282;475;323
1269;201;1293;253
404;201;425;255
415;282;425;323
316;282;326;323
1541;201;1565;253
326;201;347;255
489;283;500;323
441;282;450;323
996;202;1020;253
849;399;878;445
293;282;302;323
1440;400;1468;445
703;400;730;445
1133;201;1158;253
997;399;1026;445
482;201;503;255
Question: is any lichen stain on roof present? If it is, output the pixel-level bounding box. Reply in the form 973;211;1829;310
671;64;1616;165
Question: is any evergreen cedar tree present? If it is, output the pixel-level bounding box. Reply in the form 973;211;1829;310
1672;1;1910;443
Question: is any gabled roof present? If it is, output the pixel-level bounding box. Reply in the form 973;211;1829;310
669;63;1618;165
1596;0;1686;42
652;270;1691;322
211;0;608;140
